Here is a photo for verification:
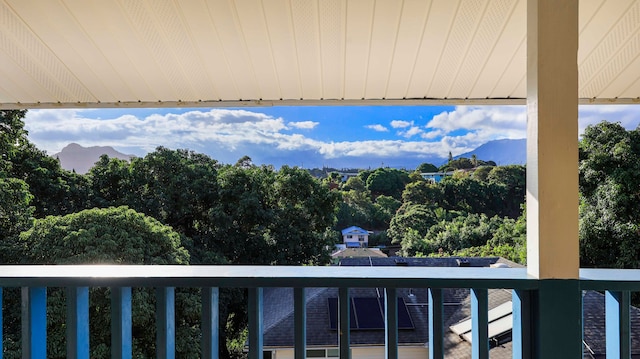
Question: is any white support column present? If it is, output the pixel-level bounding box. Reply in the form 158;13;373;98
526;0;579;279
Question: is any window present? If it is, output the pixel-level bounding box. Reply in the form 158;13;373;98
347;235;353;239
306;349;326;358
306;349;343;358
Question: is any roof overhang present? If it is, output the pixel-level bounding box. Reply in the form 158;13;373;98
1;0;639;109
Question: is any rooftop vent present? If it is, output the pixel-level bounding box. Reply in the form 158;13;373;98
456;259;470;267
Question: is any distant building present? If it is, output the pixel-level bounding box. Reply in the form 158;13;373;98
341;226;370;248
337;172;359;182
420;171;455;183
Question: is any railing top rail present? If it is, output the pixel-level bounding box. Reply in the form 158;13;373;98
0;265;536;289
0;266;637;290
579;268;640;291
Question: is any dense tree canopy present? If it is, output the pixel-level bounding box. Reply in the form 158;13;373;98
579;121;640;269
365;167;410;199
13;207;198;358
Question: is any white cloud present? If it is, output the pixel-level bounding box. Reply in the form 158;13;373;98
366;124;389;132
421;129;444;140
26;105;639;168
288;121;319;129
23;108;470;166
578;105;640;135
424;105;526;151
390;120;412;128
398;126;423;138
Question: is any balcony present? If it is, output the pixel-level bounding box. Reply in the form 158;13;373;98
3;265;640;359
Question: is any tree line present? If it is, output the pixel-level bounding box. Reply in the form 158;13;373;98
2;107;638;356
1;110;338;358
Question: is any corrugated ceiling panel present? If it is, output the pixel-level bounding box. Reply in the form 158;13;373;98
622;67;640;96
405;0;456;98
364;0;402;99
579;0;638;98
123;1;194;100
152;1;221;102
262;0;302;100
1;1;92;103
343;0;373;100
577;0;608;59
450;0;517;98
10;0;118;102
595;36;640;99
63;0;152;102
490;39;526;99
468;0;524;99
428;0;486;98
0;0;639;107
207;0;260;100
235;0;281;100
179;0;234;101
318;0;345;100
0;54;37;103
290;0;322;100
0;52;50;103
384;0;430;99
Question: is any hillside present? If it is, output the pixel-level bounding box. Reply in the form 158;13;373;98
53;143;134;174
454;138;526;165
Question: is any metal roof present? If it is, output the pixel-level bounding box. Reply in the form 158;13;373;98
0;0;639;109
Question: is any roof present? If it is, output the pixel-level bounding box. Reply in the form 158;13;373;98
1;0;639;109
341;226;369;236
262;257;640;358
331;248;388;259
338;256;500;267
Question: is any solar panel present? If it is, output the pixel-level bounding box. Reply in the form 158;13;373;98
396;297;415;329
377;297;415;329
450;301;513;344
328;296;415;330
327;298;357;330
353;297;384;329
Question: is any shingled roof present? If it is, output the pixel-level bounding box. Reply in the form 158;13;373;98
262;257;640;358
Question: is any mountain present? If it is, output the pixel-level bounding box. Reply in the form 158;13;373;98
455;138;526;165
53;143;135;174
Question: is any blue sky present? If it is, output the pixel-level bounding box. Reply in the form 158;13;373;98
23;105;640;169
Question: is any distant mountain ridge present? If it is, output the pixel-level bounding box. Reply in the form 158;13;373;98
453;138;526;166
53;143;134;174
53;139;525;174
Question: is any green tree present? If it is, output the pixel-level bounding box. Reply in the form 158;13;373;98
13;207;200;358
365;168;410;199
0;110;28;174
416;162;438;173
472;166;493;181
422;213;504;254
388;204;440;254
578;121;640;269
0;177;34;262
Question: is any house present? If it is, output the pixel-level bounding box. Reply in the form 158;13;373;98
262;257;640;359
337;172;359;183
341;226;370;248
420;171;455;184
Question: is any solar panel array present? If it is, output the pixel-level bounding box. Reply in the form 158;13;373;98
328;296;414;330
449;300;513;347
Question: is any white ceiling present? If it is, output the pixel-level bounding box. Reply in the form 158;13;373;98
0;0;638;108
